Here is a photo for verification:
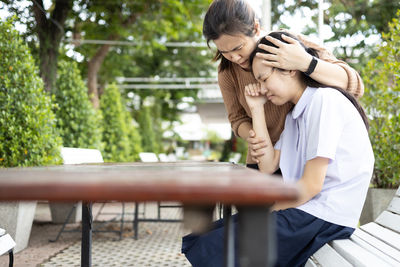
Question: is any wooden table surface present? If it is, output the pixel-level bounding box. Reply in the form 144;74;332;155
0;162;299;204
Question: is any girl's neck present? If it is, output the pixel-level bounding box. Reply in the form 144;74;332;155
291;79;308;105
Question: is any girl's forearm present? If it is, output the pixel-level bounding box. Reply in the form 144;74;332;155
250;106;277;173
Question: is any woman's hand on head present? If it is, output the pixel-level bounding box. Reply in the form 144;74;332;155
256;34;312;72
244;83;267;109
246;129;268;163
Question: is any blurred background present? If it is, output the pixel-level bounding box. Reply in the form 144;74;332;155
0;0;399;188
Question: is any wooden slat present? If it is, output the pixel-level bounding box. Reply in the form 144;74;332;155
353;229;400;264
311;243;352;267
331;239;392;266
375;211;400;233
350;232;400;266
387;197;400;215
305;258;319;267
360;222;400;250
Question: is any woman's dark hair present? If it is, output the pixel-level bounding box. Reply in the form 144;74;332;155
203;0;257;72
249;31;369;130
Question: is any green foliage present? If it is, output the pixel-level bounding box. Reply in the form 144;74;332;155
100;83;130;162
125;113;142;161
281;0;400;68
54;60;103;149
219;135;247;164
361;12;400;188
0;18;62;167
136;105;157;153
235;136;248;164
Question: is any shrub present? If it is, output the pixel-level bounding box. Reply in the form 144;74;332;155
361;11;400;188
0;18;62;167
136;106;157;152
100;83;130;162
125;110;142;161
54;60;103;149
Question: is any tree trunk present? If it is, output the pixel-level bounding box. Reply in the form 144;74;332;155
87;35;119;108
38;34;60;93
32;0;72;93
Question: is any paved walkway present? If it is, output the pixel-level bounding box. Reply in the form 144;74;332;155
0;202;192;267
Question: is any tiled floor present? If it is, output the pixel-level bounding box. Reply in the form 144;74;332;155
0;202;193;267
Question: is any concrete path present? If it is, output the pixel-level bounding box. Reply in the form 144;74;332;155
0;202;192;267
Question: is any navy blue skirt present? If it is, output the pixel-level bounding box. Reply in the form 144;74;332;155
182;208;354;267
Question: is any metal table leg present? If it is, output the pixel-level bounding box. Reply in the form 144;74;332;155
223;205;234;267
238;206;276;267
81;202;92;267
134;202;139;240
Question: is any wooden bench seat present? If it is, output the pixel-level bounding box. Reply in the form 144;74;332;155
306;187;400;267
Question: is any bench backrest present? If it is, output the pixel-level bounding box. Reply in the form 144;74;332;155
61;147;104;164
139;152;159;162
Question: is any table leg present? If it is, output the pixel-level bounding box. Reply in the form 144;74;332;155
238;206;275;267
134;202;139;240
223;205;234;267
81;202;92;267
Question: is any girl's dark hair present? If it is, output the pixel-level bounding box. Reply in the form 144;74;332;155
203;0;257;72
249;31;369;130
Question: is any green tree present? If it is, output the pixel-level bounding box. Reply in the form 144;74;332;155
54;60;103;149
361;12;400;188
136;105;157;153
281;0;400;68
100;83;130;162
71;0;212;107
1;0;73;92
125;113;142;161
0;18;62;167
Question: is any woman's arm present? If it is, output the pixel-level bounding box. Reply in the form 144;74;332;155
273;157;329;211
244;83;280;173
257;35;348;90
218;70;252;136
256;32;364;95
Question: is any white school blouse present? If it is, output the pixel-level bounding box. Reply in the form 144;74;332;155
275;87;374;228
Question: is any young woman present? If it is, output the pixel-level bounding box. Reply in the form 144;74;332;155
202;0;364;168
182;32;374;267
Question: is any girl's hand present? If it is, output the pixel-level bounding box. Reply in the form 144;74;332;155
244;83;267;109
246;129;268;163
256;34;312;72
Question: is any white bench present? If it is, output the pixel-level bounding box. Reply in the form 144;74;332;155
0;227;16;266
306;186;400;267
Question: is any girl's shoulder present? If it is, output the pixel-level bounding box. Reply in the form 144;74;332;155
310;87;349;106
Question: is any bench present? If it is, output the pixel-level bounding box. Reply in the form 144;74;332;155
306;186;400;267
0;227;16;267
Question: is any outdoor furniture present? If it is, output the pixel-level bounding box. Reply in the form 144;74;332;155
51;147;133;241
306;186;400;267
138;152;182;229
0;162;299;267
0;227;16;267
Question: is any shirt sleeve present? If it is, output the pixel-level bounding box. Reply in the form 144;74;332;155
305;90;346;161
218;70;252;137
294;32;364;98
274;132;283;150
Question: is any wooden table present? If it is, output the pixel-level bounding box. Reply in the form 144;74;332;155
0;162;299;267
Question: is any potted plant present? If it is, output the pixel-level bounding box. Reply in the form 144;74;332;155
359;14;400;224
